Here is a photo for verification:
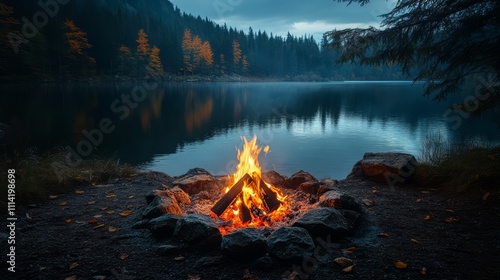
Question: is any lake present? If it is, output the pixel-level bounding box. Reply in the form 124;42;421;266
1;81;498;179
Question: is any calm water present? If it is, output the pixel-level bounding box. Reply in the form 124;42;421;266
1;81;499;179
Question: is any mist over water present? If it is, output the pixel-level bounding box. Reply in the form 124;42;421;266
2;82;498;179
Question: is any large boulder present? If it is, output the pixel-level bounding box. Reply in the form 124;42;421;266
267;227;315;262
262;170;287;189
292;208;349;238
221;228;267;260
172;168;222;194
319;191;364;213
284;170;317;189
349;152;417;184
148;214;183;239
173;214;222;247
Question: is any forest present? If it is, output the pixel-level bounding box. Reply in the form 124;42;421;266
0;0;404;81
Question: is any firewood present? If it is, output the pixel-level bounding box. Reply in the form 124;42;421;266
253;173;281;212
211;173;252;217
239;194;252;223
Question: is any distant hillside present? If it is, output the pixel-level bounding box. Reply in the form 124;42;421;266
1;0;404;80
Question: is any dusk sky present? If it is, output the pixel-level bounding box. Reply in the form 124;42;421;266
170;0;397;40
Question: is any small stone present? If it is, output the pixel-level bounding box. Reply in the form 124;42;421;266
131;219;150;229
172;168;221;195
157;245;181;256
262;170;287;188
298;181;322;194
358;152;417;184
319;191;364;213
142;196;182;219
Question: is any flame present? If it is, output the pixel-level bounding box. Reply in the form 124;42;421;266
219;135;287;232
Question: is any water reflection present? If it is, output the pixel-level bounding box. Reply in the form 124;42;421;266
1;82;498;179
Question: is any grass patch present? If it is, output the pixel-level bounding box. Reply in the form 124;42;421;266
416;133;500;192
1;147;138;211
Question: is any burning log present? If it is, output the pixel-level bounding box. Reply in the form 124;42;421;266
253;173;281;212
238;195;252;223
211;173;253;217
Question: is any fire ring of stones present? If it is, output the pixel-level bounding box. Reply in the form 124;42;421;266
133;152;417;263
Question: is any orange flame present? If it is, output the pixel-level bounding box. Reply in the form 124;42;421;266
219;135;287;232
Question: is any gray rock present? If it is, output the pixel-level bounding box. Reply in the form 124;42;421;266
292;208;349;238
284;170;317;189
267;227;315;262
173;214;222;247
142;195;182;219
149;214;184;239
172;168;222;194
262;170;287;188
132;219;150;229
298;181;322;195
193;255;227;269
221;228;267;259
319;191;364;213
350;152;417;184
337;209;361;230
317;178;339;196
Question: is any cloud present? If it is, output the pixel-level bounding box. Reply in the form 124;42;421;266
170;0;396;40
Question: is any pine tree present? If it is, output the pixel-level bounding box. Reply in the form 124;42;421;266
0;3;20;74
148;45;164;75
242;55;249;74
219;54;227;74
117;45;136;76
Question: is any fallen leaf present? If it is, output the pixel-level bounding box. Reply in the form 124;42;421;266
117;253;129;260
119;210;133;217
26;212;32;219
394;261;408;269
372;187;379;194
126;204;134;208
174;256;185;262
88;219;98;224
420;190;431;194
411;239;420;244
362;199;374;207
445;209;455;213
75;221;85;224
94;215;103;218
108;226;117;232
87;201;96;205
444;217;459;223
107;210;115;215
39;266;46;271
65;275;77;280
94;224;105;229
75;190;84;194
421;267;427;275
334;257;354;267
344;246;357;253
416;198;422;203
424;215;431;221
482;192;490;201
128;195;134;199
69;262;79;270
49;195;58;199
59;201;68;206
91;182;96;186
343;264;355;273
65;219;72;223
100;207;108;211
377;232;390;237
106;193;117;198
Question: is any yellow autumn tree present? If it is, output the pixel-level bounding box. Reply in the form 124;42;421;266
136;29;150;58
148;45;164;75
192;35;202;72
63;19;95;76
232;40;242;67
200;41;214;69
182;28;193;74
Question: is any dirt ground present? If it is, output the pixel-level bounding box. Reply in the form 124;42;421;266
3;171;500;280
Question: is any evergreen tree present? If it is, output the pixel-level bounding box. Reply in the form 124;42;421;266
63;19;95;77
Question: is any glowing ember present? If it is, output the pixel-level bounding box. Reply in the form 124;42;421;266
211;135;287;231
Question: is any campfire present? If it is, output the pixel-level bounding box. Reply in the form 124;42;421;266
210;136;287;230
